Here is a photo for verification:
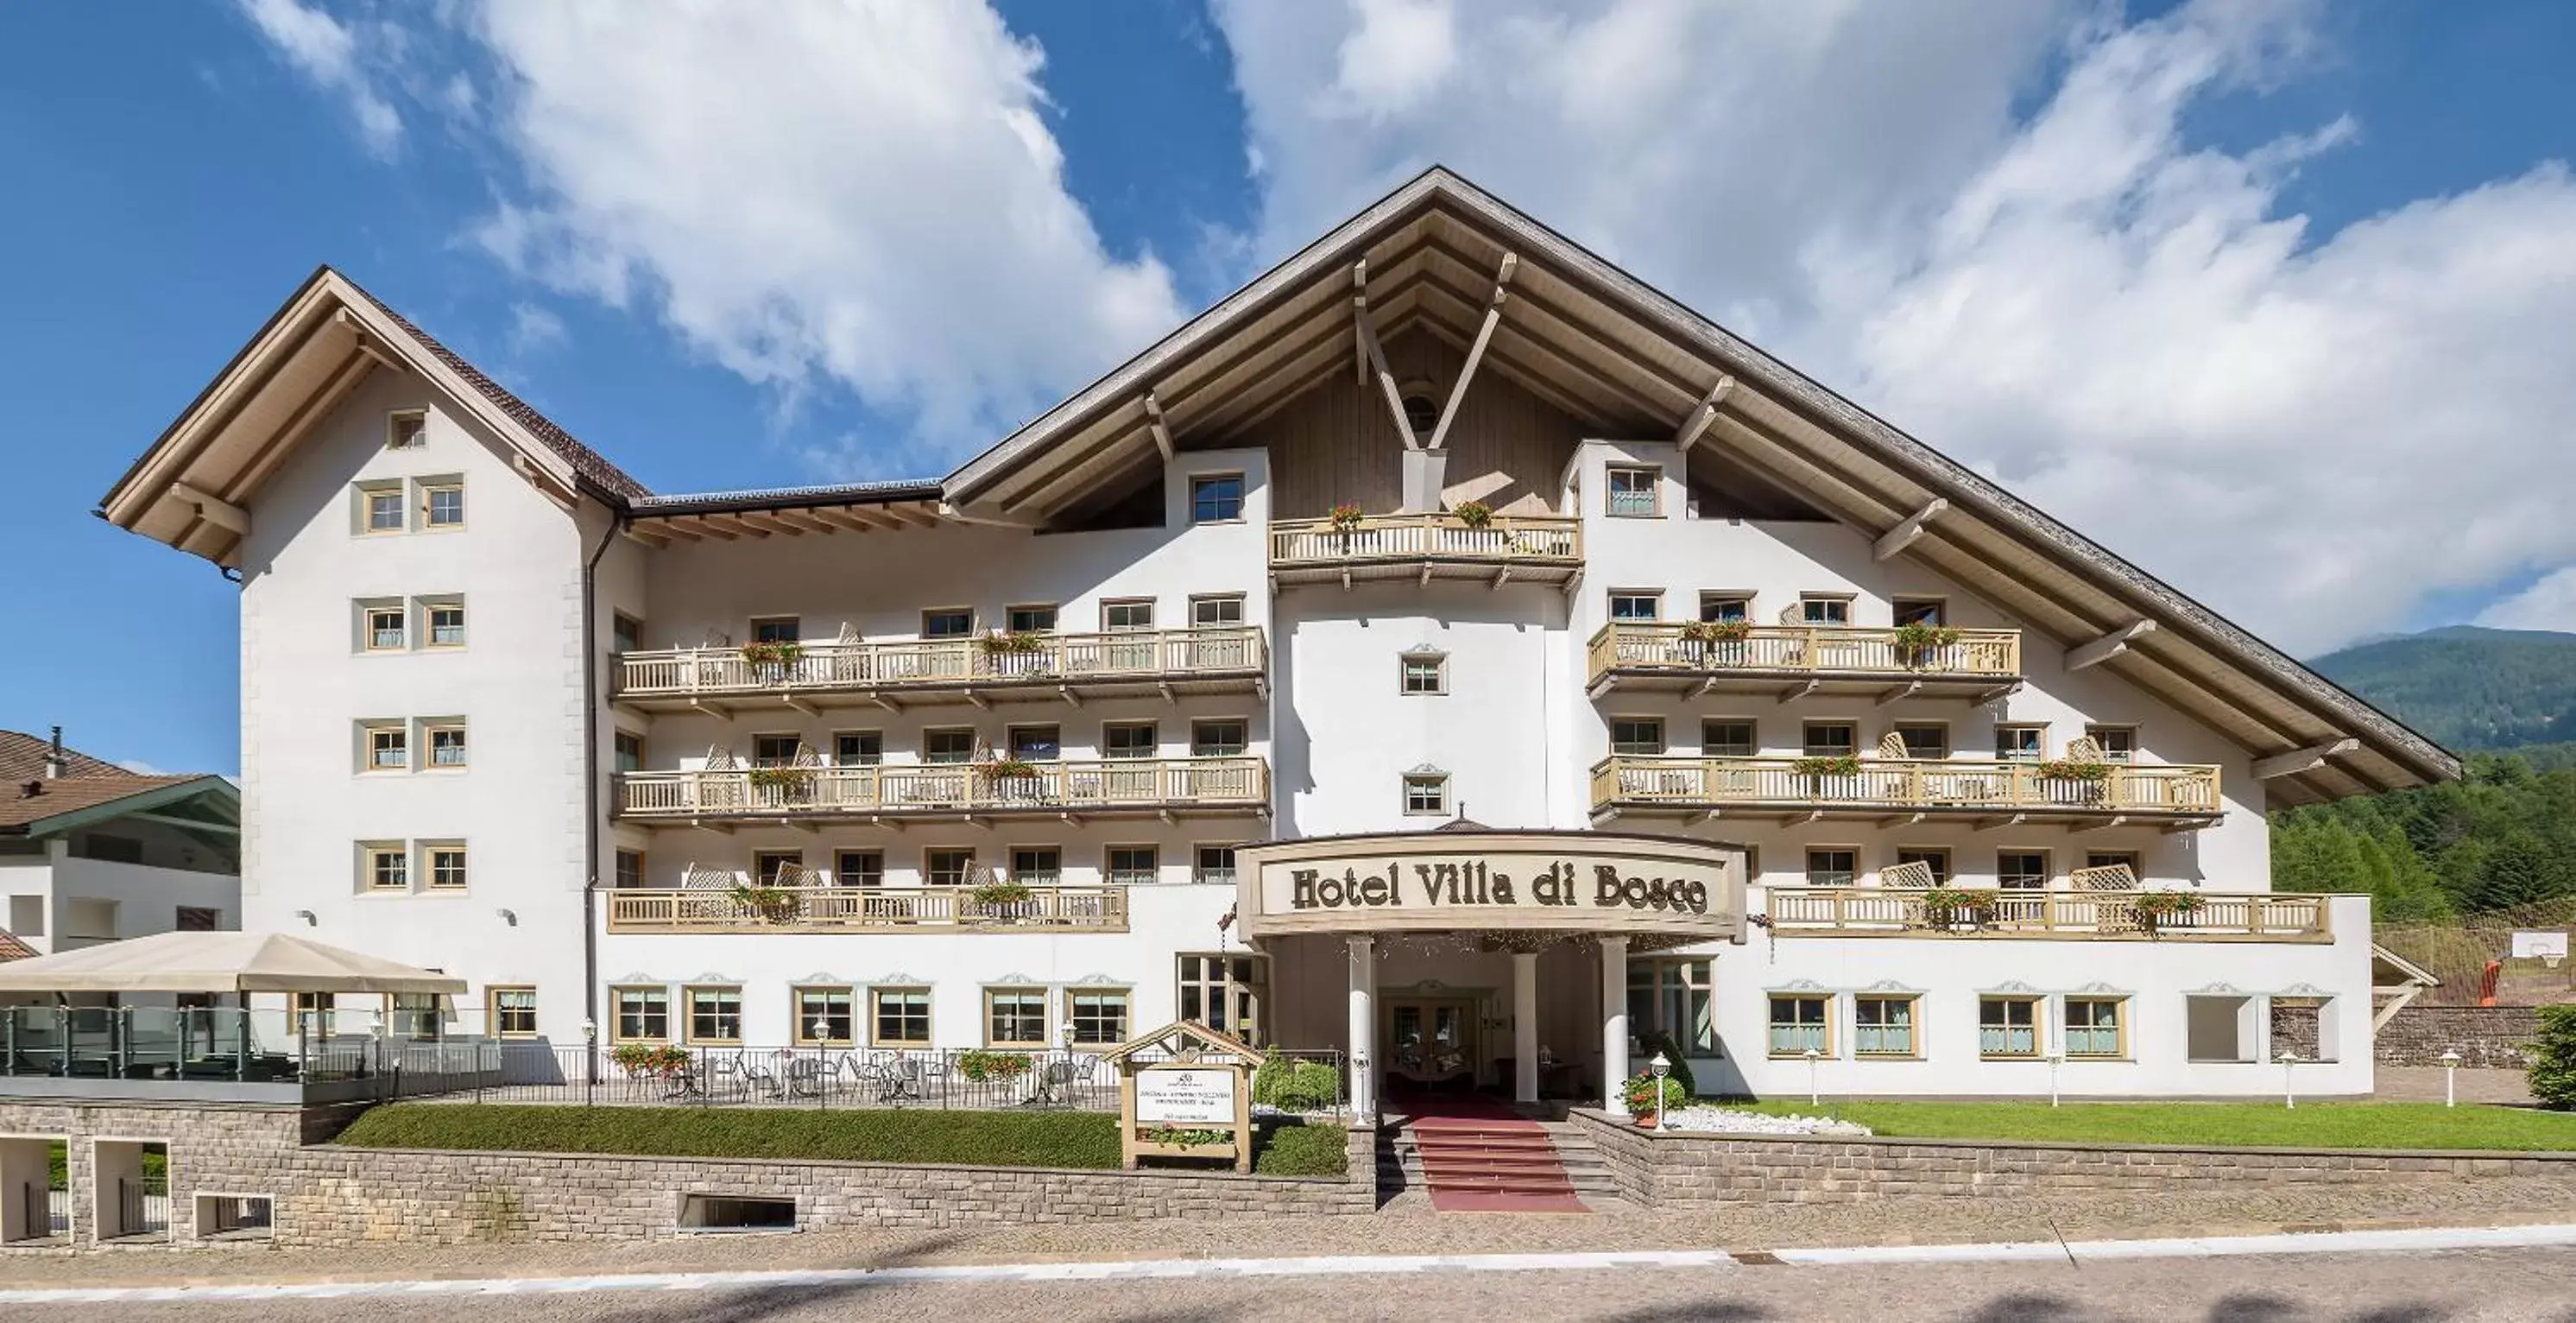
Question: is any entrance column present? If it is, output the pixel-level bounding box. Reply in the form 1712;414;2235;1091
1599;934;1630;1115
1512;951;1540;1104
1346;936;1376;1117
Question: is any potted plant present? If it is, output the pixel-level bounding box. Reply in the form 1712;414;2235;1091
728;883;802;923
1677;617;1752;665
968;880;1035;921
1623;1071;1689;1125
957;1049;1035;1083
609;1042;691;1078
1916;887;1998;930
978;755;1039;782
1451;499;1493;529
1329;503;1365;539
2034;756;2113;806
746;765;816;800
739;639;803;683
1790;753;1862;796
2132;889;2207;932
1891;620;1962;668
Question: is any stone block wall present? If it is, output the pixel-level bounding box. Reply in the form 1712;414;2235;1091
2375;1006;2544;1069
0;1099;1374;1250
1570;1110;2576;1207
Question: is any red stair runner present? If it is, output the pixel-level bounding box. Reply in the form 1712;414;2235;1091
1403;1098;1587;1212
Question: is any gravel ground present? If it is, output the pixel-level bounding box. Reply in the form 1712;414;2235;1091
12;1173;2576;1288
2377;1067;2540;1106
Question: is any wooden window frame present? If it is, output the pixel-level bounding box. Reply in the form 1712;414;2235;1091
610;985;670;1044
1802;721;1857;757
357;481;406;535
792;986;856;1047
423;721;469;770
924;847;975;887
1797;593;1854;626
1852;993;1923;1060
1604;464;1662;517
1606;589;1663;622
1007;724;1062;762
2084;725;2139;764
752;850;805;886
387;408;427;450
1067;986;1133;1049
1193;844;1238;886
1189;472;1247;524
487;985;539;1039
1189;594;1246;628
1701;718;1757;758
749;616;802;644
1894;846;1953;886
1177;953;1265;1043
922;727;977;764
1697;592;1752;623
614;849;646;890
2062;995;2130;1060
1804;847;1859;889
833;849;884;887
1998;849;2052;890
1765;993;1833;1059
686;985;744;1046
418;479;466;531
422;598;466;649
362;721;407;773
1891;597;1946;627
1609;716;1666;756
1105;845;1159;887
919;607;975;639
1190;718;1248;757
611;611;642;655
1402;773;1449;817
361;601;407;653
1009;845;1063;885
983;988;1051;1048
1979;995;2045;1060
1398;652;1447;695
422;842;468;892
360;842;410;893
833;730;883;767
1102;720;1159;760
1891;720;1950;760
614;730;646;775
1995;724;2049;762
1099;598;1154;631
869;987;932;1048
1005;603;1059;634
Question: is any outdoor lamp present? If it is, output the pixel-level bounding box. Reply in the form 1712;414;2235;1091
1648;1051;1672;1131
1803;1045;1822;1107
2440;1048;2463;1108
2279;1051;2301;1109
582;1019;597;1044
811;1018;831;1046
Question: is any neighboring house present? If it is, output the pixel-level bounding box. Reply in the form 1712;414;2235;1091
96;168;2456;1100
0;729;240;966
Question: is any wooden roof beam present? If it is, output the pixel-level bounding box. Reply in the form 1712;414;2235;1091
1143;390;1176;463
1673;377;1734;453
167;481;249;535
2068;619;2156;671
1423;251;1516;453
805;506;877;533
2254;737;2359;781
1354;294;1420;450
1873;498;1948;561
735;511;805;536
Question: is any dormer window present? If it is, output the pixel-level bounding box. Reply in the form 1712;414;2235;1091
388;411;426;450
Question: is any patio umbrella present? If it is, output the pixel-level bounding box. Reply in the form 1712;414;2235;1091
0;932;465;995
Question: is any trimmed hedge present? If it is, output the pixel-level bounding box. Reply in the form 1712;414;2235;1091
335;1104;1121;1169
1251;1057;1341;1112
2535;1004;2576;1109
1253;1120;1348;1177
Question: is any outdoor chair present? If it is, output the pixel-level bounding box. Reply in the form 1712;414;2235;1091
786;1054;837;1100
865;1054;925;1105
1026;1059;1087;1108
661;1060;708;1102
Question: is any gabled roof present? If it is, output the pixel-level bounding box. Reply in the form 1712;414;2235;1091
0;730;237;835
0;930;35;963
939;167;2458;805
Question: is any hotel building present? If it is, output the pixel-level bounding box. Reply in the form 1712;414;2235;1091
98;170;2455;1106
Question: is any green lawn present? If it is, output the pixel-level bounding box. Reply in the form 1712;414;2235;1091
1736;1099;2576;1152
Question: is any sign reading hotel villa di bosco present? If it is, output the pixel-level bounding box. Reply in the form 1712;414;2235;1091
1234;832;1746;943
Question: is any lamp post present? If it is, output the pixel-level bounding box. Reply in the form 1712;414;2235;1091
2047;1051;2064;1109
2279;1051;2301;1110
1803;1046;1821;1107
1648;1051;1672;1131
582;1019;597;1105
2440;1048;2462;1108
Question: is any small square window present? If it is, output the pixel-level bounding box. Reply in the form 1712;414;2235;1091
1698;594;1750;623
750;733;802;767
1896;848;1952;885
425;845;468;890
1011;846;1062;884
1767;994;1830;1057
426;723;468;769
1008;725;1061;761
1893;722;1948;760
1979;996;2042;1059
1893;598;1944;627
2086;851;2142;877
1191;719;1247;757
1998;851;2050;889
361;485;406;534
2085;725;2137;763
362;843;409;892
1611;718;1665;756
1702;719;1755;758
753;850;805;885
1070;989;1129;1046
1802;722;1856;757
689;987;743;1044
489;986;538;1037
1799;595;1852;625
1853;995;1918;1058
612;613;642;655
1403;773;1449;816
795;987;855;1045
1805;849;1857;888
1606;465;1660;517
1193;845;1237;886
1996;725;2047;762
1190;595;1245;628
1608;591;1662;622
426;602;466;648
835;731;881;766
1104;722;1159;759
364;723;408;771
1102;599;1154;631
2065;997;2126;1059
752;616;801;644
924;729;977;764
1190;473;1246;523
615;731;645;774
922;608;974;638
1006;604;1058;634
872;988;931;1046
388;411;427;449
925;848;975;887
1400;653;1446;695
1107;845;1158;886
835;850;883;886
421;484;464;529
363;605;407;651
987;989;1050;1048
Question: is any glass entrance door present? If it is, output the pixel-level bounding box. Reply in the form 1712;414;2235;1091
1384;997;1475;1086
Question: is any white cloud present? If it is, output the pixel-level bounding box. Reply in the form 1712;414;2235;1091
115;759;167;776
508;302;565;356
1213;0;2576;655
2477;569;2576;633
461;0;1184;470
236;0;403;157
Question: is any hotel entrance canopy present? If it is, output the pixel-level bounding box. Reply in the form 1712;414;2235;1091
1234;830;1746;950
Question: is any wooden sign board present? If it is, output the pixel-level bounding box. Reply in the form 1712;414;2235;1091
1107;1021;1265;1173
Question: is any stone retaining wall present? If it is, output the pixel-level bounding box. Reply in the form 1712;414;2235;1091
2376;1005;2544;1069
1569;1110;2576;1207
0;1100;1373;1250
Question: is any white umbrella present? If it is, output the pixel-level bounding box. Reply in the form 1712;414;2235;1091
0;931;465;995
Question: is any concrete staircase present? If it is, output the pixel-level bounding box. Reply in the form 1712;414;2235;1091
1385;1114;1620;1209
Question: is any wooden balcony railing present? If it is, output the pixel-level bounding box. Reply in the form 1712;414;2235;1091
1590;756;2222;821
1269;513;1581;584
614;627;1266;704
1765;888;2327;942
605;883;1129;934
1586;623;2021;689
616;756;1270;820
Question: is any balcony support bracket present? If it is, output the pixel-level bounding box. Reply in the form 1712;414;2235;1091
1058;684;1083;707
2253;738;2358;780
1872;498;1948;560
1973;813;2028;832
871;693;905;713
1778;677;1821;702
1673;376;1735;454
2069;814;2130;835
1875;680;1923;707
2068;619;2156;671
2162;816;2220;835
1143;390;1176;463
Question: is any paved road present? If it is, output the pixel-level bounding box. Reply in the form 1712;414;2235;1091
41;1246;2576;1322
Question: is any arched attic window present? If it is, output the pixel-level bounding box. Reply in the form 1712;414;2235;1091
1398;379;1440;442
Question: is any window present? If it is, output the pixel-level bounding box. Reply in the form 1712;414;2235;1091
1853;995;1919;1058
1995;725;2047;762
613;986;670;1042
1626;959;1715;1054
388;410;426;449
925;848;975;887
1194;845;1237;886
612;612;641;655
1979;996;2042;1059
871;988;931;1046
1069;988;1129;1047
295;992;335;1036
1611;718;1665;756
363;604;407;651
986;989;1050;1048
393;991;445;1041
1702;719;1756;758
1008;725;1061;761
1107;845;1158;886
754;850;805;885
1607;591;1662;622
1802;722;1856;756
489;986;538;1038
1892;598;1944;627
363;843;408;892
1190;473;1246;522
1007;604;1058;633
834;850;883;887
1895;848;1952;885
1179;954;1265;1043
688;987;743;1044
1998;851;2050;890
921;608;974;638
2186;994;2254;1063
1698;593;1750;623
1401;393;1440;439
2085;851;2141;877
365;722;407;771
2064;997;2126;1059
426;722;468;769
1893;722;1949;760
614;849;645;890
1191;719;1247;757
421;482;464;529
751;616;800;644
1767;994;1830;1057
175;905;220;932
426;602;465;648
1797;595;1853;626
1011;846;1062;885
924;729;976;764
614;731;645;774
1403;773;1449;816
2085;725;2137;763
1102;599;1154;631
425;845;468;891
1606;465;1660;517
834;731;881;766
1399;653;1447;695
750;733;801;767
1190;595;1245;628
795;987;855;1045
360;484;405;534
1805;849;1858;888
1103;722;1159;759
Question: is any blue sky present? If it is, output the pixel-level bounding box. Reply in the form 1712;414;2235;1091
3;0;2573;776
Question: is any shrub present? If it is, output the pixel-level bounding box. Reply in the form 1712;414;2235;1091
609;1043;691;1077
1679;618;1752;644
334;1104;1121;1169
1638;1030;1697;1096
1623;1073;1689;1118
2035;758;2112;782
739;641;803;666
2533;1005;2576;1110
1253;1120;1348;1177
1790;754;1863;778
956;1049;1033;1083
1451;499;1493;529
1252;1057;1342;1112
1328;503;1365;532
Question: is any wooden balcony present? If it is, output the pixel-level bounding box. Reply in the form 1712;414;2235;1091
612;627;1266;712
605;883;1129;934
615;756;1270;826
1589;756;2223;828
1268;513;1581;588
1585;623;2022;701
1765;888;2327;943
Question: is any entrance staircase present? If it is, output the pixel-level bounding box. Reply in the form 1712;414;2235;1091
1384;1100;1619;1212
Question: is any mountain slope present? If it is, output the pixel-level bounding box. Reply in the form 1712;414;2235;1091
2309;625;2576;750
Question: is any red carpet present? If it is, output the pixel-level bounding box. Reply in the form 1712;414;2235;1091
1398;1096;1588;1212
